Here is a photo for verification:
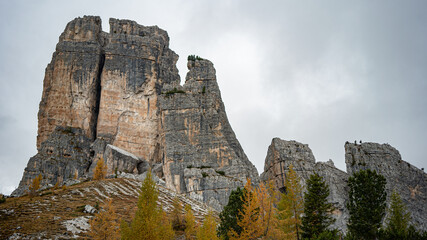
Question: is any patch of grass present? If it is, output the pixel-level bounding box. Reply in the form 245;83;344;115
200;166;211;169
215;170;225;176
202;172;208;178
164;88;185;97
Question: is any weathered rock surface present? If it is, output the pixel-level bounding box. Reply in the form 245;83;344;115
37;16;104;148
345;142;427;231
103;144;149;177
159;59;259;210
12;126;92;196
261;138;349;232
15;16;258;210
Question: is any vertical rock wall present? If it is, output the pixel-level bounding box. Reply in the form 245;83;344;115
345;142;427;230
37;16;104;148
261;138;349;232
96;18;180;161
158;59;259;210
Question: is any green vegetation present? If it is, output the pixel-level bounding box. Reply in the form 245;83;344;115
217;187;245;239
301;173;338;239
0;194;5;204
347;169;387;239
215;170;225;176
187;55;203;61
202;86;206;94
201;172;208;178
164;88;185;97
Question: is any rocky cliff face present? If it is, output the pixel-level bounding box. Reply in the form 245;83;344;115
159;59;259;210
261;138;349;232
345;142;427;230
14;16;258;210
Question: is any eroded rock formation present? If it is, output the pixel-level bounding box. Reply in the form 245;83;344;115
345;142;427;230
261;138;349;232
14;16;258;209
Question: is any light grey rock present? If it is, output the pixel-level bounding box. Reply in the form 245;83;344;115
261;138;349;232
103;144;149;176
345;142;427;231
12;126;92;197
84;205;96;214
159;59;259;210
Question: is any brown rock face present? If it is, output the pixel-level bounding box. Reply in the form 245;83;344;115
16;16;258;210
37;16;104;148
96;18;180;160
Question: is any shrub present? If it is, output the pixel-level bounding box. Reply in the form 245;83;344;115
202;172;208;178
165;88;185;97
0;194;5;204
215;170;225;176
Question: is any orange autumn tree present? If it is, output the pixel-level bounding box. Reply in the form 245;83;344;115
89;198;120;240
29;174;42;197
229;179;277;240
272;164;304;240
184;204;197;240
94;158;107;180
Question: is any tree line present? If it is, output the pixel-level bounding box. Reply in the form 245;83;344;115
82;160;427;239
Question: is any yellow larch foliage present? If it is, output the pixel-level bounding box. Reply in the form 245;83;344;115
94;158;107;180
121;171;174;240
89;198;120;240
229;179;278;240
29;174;42;197
271;164;304;240
184;204;197;240
229;179;262;240
196;210;219;240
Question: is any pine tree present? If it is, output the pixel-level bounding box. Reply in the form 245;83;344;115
29;174;42;197
89;198;121;240
218;187;245;239
196;210;219;240
94;158;107;180
184;204;197;240
272;164;304;240
301;173;336;239
347;169;387;240
383;190;411;238
121;171;174;240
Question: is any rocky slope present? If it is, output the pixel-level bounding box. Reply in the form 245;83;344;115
2;177;216;239
261;138;349;232
13;16;259;211
345;142;427;230
261;138;427;232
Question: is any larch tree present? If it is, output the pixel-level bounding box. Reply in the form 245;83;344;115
383;190;411;239
184;204;197;240
272;164;304;240
29;174;42;197
301;173;336;239
94;158;107;180
171;196;184;231
121;171;174;240
347;169;387;240
89;198;121;240
196;210;219;240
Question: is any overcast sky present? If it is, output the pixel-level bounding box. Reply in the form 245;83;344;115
1;0;426;194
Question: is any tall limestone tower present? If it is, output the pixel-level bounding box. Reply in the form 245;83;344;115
14;16;259;210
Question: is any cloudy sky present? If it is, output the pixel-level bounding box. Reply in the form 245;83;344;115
1;0;426;194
